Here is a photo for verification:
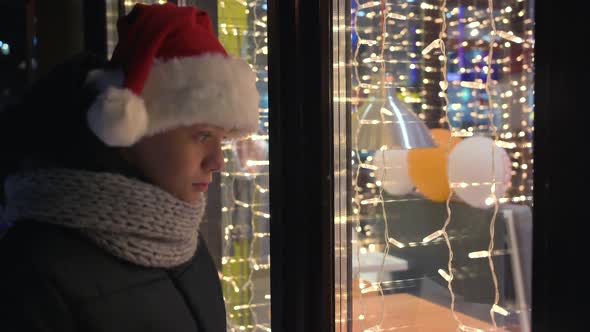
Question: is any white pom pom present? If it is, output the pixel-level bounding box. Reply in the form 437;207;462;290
87;87;149;147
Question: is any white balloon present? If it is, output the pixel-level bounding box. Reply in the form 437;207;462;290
448;136;512;209
371;150;414;196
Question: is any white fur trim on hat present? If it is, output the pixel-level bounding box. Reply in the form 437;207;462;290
141;53;260;138
85;53;259;147
87;87;149;147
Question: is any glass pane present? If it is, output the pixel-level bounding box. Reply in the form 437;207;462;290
110;2;271;331
216;1;271;332
334;1;534;331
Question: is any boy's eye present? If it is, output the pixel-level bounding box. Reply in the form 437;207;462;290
195;132;212;142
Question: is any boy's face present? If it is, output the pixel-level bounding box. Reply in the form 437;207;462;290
123;123;228;204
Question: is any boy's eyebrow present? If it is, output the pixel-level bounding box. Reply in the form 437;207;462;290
191;124;224;131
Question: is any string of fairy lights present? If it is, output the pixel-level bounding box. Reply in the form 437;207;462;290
217;1;270;332
350;0;533;331
351;1;411;330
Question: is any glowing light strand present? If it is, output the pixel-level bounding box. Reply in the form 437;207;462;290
352;1;370;330
485;0;503;327
431;0;466;328
220;1;270;330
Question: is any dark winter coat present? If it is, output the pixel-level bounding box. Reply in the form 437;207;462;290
0;220;226;332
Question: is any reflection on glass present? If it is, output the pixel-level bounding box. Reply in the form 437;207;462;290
335;0;534;331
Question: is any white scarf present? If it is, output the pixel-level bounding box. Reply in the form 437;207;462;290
1;168;206;268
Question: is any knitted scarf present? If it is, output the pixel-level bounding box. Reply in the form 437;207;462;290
1;168;206;268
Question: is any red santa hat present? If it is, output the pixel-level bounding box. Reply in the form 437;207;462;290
86;3;259;146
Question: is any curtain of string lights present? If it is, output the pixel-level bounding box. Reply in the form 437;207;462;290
217;1;270;331
349;0;533;331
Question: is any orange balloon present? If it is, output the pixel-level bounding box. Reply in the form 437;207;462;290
407;129;462;202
